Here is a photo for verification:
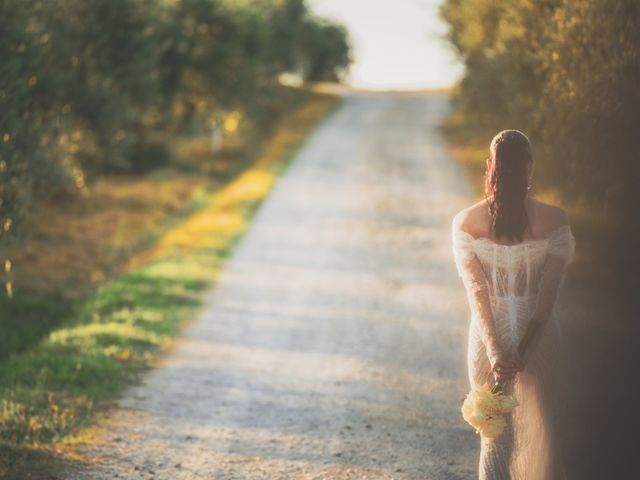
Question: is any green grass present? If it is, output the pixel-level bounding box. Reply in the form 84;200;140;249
0;294;73;362
0;88;340;454
0;250;225;444
0;181;210;363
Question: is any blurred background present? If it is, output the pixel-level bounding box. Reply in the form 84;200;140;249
0;0;638;478
309;0;463;90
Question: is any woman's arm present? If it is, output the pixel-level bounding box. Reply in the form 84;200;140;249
456;243;522;382
458;251;503;365
520;224;575;362
451;215;503;366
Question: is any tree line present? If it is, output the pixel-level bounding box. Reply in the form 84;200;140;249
0;0;352;296
440;0;640;266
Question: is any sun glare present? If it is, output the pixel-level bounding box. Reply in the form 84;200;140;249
308;0;463;90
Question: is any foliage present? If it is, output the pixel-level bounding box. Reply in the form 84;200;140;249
0;0;352;298
440;0;640;281
440;0;640;205
0;88;339;445
301;19;353;82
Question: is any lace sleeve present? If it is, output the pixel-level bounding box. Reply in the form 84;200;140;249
452;220;502;362
530;224;576;332
547;224;576;263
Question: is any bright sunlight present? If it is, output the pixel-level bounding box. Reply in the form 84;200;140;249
309;0;463;90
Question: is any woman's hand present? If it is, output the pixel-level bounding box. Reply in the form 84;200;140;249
490;351;525;384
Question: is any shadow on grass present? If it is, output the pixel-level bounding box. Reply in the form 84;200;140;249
0;294;73;362
0;443;82;480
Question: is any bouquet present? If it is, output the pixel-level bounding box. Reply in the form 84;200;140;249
461;319;542;438
461;382;518;438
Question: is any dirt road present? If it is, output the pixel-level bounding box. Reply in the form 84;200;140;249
66;92;480;479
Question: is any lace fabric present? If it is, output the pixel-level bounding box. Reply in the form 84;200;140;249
452;217;575;480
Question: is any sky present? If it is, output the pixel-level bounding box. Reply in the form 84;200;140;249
307;0;464;90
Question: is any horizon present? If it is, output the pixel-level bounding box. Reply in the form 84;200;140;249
308;0;464;90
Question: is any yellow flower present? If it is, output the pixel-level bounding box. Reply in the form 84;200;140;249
461;382;519;438
497;394;519;411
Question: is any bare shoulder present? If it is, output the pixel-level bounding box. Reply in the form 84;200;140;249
452;199;489;236
528;198;570;235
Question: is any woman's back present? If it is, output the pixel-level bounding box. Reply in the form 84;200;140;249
454;197;569;245
452;197;575;300
452;197;576;479
452;196;575;360
453;130;575;479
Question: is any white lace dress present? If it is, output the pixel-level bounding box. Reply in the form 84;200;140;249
452;218;575;480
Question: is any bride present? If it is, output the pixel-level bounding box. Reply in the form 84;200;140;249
451;130;575;479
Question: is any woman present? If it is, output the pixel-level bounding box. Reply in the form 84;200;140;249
451;130;575;479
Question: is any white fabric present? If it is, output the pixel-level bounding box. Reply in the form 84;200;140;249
452;219;575;480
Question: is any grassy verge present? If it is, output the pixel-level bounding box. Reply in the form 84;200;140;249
0;181;211;364
2;85;326;359
440;108;612;284
0;87;340;472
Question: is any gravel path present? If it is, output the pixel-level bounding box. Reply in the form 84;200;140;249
66;91;479;479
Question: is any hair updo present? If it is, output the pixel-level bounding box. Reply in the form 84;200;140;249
484;129;533;242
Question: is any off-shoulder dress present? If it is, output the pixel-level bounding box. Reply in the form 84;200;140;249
452;218;576;480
